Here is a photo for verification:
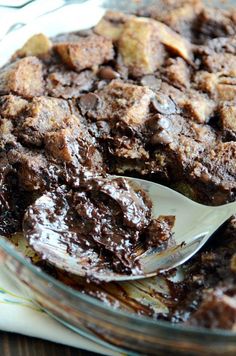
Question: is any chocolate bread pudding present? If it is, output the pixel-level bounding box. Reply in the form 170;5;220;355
0;0;236;330
23;175;175;276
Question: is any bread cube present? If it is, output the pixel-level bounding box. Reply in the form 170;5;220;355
118;17;165;77
15;33;52;57
0;57;44;98
54;34;114;71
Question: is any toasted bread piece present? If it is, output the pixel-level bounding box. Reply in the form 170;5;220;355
54;34;114;71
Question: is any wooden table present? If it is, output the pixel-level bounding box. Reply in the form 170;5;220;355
0;332;98;356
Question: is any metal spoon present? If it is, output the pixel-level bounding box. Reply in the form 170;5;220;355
24;177;236;282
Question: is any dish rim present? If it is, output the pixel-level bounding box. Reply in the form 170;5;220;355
0;236;236;339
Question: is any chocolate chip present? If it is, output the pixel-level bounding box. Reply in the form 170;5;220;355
98;67;120;80
145;115;171;131
79;93;100;113
150;131;173;145
96;80;107;90
145;116;159;130
140;75;161;90
158;116;171;130
151;93;176;115
97;120;110;134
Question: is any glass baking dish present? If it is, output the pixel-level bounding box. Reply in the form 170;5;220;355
0;0;236;354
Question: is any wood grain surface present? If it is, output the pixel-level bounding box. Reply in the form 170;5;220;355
0;332;98;356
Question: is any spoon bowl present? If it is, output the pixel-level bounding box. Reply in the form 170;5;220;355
133;178;235;278
24;177;236;282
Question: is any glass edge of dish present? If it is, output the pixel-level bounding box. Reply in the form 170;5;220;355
0;236;235;340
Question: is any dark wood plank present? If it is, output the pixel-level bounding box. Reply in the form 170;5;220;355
0;332;99;356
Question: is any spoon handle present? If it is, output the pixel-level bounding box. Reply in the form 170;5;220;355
211;201;236;222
